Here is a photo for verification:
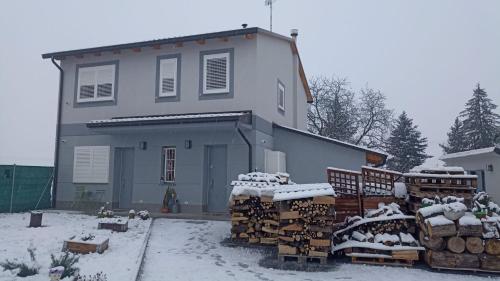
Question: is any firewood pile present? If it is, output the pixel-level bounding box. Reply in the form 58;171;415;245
332;203;422;266
229;172;290;244
418;192;500;272
405;167;477;213
273;183;336;262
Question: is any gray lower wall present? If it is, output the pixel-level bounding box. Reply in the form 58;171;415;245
272;127;367;183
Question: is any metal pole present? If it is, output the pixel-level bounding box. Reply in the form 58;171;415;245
9;164;16;213
270;2;273;31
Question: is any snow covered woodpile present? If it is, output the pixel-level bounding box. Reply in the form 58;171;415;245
229;172;290;244
332;203;422;266
273;183;336;261
417;193;500;272
405;166;477;213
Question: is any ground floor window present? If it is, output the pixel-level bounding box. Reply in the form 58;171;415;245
161;146;176;182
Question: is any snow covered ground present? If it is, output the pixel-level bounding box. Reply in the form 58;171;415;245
0;211;151;281
139;219;497;281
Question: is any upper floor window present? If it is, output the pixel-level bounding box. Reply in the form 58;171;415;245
277;80;285;111
156;55;180;100
77;64;116;103
202;52;230;94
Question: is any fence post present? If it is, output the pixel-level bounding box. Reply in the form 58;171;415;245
9;164;16;213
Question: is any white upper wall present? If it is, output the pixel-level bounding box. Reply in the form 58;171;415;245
58;30;310;129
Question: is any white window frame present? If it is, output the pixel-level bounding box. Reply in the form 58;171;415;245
77;64;116;103
202;52;230;94
278;81;285;111
73;146;110;183
158;58;178;97
162;146;176;183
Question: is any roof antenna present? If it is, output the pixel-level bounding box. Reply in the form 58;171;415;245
241;23;248;28
265;0;277;31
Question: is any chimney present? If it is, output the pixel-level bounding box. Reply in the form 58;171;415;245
242;23;248;29
290;29;298;40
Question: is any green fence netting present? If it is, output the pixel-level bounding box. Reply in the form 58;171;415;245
0;165;53;213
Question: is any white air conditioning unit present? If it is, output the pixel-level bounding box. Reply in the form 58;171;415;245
264;149;286;174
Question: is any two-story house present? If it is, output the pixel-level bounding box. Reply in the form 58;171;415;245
42;27;386;213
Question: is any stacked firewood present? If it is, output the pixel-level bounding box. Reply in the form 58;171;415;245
418;193;500;272
331;203;421;265
229;172;287;244
274;184;336;258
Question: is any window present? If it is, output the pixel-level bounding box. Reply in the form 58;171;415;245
77;64;116;103
161;147;176;182
202;52;230;94
73;146;110;183
158;57;178;97
277;81;285;111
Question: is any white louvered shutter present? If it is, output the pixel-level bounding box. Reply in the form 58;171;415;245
160;58;177;96
73;146;110;183
203;53;229;94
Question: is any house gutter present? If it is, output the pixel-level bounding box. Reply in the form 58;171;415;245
236;125;252;173
50;58;64;208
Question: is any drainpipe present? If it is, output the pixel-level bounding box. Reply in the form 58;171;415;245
51;58;64;208
236;125;252;173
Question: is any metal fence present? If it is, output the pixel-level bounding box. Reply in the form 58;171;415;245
0;165;53;213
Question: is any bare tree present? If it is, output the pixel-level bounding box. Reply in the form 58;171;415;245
353;87;393;149
307;76;358;142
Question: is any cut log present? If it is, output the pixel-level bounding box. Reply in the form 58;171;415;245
465;237;484;254
426;218;456;238
479;254;500;271
447;237;466;254
392;250;419;261
457;224;483;237
312;196;336;205
426;250;457;268
455;253;480;268
261;226;278;234
280;211;301;220
281;223;303;232
484;239;500;255
309;239;330;247
308;250;328;257
443;205;465;221
278;244;297;255
419;231;445;251
279;236;295;242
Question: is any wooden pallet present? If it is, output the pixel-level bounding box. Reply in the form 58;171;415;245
428;265;500;274
348;253;414;267
278;254;327;265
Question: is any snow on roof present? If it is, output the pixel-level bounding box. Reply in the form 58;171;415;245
273;183;335;201
88;112;248;125
440;146;500;160
274;124;387;156
332;240;424;252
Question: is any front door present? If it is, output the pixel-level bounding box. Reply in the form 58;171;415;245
115;148;135;209
206;145;228;213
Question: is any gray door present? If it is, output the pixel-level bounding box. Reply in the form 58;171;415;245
115;148;135;209
206;145;228;213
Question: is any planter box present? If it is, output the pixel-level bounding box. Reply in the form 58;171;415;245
98;219;128;232
63;236;109;254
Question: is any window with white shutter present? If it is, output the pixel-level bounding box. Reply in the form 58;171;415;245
277;81;285;111
73;146;110;183
159;58;178;97
77;64;116;103
202;52;230;94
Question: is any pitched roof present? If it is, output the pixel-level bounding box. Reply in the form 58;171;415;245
273;123;387;157
41;27;313;103
440;146;500;160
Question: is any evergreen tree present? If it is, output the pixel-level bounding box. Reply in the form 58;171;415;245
440;117;468;153
460;84;500;149
386;111;429;173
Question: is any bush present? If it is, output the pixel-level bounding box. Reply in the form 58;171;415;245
74;272;108;281
50;252;79;279
0;247;39;277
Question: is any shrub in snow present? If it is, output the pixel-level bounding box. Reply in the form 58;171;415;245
138;210;150;220
128;209;136;219
74;272;108;281
0;247;39;277
50;252;79;279
97;205;114;218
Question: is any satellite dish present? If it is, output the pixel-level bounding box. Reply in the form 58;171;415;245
264;0;277;31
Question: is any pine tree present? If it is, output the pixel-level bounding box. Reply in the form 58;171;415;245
440;117;468;153
386;111;429;173
460;84;500;149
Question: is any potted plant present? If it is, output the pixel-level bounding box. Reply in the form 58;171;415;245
161;186;174;213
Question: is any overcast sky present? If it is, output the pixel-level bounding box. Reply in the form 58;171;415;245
0;0;499;166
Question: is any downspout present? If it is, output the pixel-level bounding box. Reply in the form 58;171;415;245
51;58;64;208
236;125;252;173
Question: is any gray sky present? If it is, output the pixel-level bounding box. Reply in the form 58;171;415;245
1;0;499;166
